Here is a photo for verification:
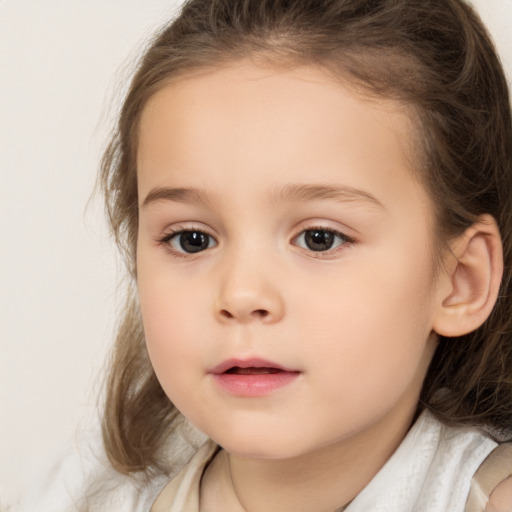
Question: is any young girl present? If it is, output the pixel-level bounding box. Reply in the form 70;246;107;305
24;0;512;510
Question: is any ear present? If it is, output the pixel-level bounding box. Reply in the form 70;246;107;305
433;214;503;337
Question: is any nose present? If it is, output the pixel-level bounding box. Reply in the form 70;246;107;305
214;250;285;324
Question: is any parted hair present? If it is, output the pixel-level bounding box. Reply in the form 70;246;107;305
100;0;512;476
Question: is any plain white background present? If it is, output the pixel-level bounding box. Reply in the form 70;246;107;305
1;0;511;506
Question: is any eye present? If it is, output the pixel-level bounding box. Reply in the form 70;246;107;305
293;228;349;252
164;230;217;254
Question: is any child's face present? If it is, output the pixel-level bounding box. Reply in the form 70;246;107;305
136;62;443;460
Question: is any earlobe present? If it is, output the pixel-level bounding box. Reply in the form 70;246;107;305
433;214;503;338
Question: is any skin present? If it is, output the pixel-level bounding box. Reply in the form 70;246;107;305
136;62;448;511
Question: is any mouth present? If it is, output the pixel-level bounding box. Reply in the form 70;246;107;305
210;358;300;397
211;358;298;375
224;366;284;375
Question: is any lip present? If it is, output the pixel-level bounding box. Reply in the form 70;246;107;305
211;358;297;374
210;358;301;397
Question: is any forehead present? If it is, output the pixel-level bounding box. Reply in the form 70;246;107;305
137;62;430;217
139;62;416;148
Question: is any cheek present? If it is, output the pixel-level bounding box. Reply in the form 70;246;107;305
293;245;436;392
137;262;208;393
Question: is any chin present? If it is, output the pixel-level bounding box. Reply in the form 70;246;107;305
207;425;317;460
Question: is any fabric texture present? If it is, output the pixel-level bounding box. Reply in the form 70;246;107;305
16;410;502;511
151;441;219;512
150;410;497;512
15;418;207;512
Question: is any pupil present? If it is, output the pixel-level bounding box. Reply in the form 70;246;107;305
305;230;334;251
180;231;208;253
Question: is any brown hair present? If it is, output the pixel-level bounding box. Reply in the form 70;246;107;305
100;0;512;476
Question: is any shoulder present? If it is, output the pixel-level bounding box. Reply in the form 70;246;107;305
411;411;498;511
468;442;512;512
151;439;219;512
486;476;512;512
16;416;209;512
17;427;167;512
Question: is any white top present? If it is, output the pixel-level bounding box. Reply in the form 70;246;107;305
347;411;496;512
16;410;497;512
151;410;497;512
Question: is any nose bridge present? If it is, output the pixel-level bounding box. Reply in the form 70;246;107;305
215;238;284;324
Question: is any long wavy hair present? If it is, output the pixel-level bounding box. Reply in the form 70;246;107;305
100;0;512;476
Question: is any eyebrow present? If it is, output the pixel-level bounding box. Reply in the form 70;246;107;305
271;183;385;210
141;186;213;208
141;183;385;210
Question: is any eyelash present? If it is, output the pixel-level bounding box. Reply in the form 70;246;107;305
290;226;354;257
158;226;217;257
157;225;355;258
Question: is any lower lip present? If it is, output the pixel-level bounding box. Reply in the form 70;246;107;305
212;372;300;397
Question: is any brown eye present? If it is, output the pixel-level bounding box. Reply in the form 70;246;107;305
169;230;216;253
295;229;347;252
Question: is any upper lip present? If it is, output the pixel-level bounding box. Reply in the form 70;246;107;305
210;358;298;374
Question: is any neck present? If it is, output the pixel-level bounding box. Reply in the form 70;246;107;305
201;403;417;512
226;447;358;512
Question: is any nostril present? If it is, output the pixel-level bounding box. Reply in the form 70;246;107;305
252;309;269;318
219;308;269;320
